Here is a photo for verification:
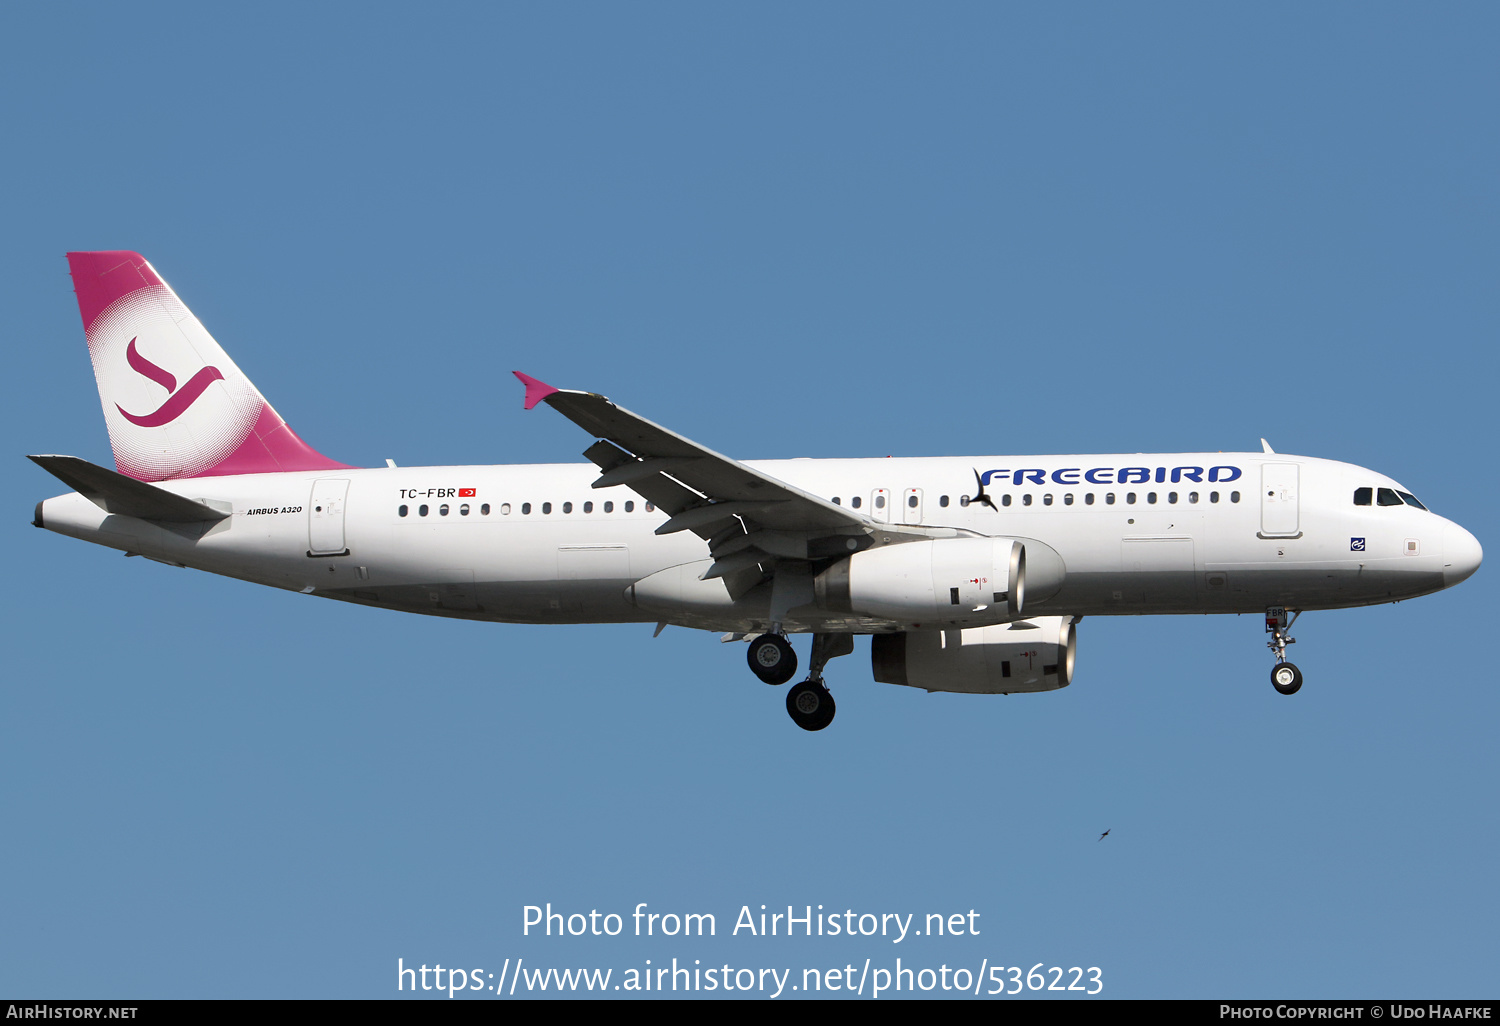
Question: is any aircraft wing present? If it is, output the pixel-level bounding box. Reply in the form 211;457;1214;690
515;372;884;585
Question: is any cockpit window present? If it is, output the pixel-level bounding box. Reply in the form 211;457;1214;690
1397;491;1427;511
1353;487;1372;506
1377;488;1403;507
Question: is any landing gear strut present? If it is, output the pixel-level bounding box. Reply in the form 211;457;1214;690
785;633;853;732
1266;607;1302;695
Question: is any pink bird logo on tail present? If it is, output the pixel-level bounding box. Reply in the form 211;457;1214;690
115;337;225;427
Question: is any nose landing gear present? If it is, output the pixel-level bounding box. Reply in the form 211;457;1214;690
1271;661;1303;695
1266;607;1302;695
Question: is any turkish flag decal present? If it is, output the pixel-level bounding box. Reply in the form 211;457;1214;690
459;488;476;497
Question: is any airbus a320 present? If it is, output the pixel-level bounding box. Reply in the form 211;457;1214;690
31;252;1483;730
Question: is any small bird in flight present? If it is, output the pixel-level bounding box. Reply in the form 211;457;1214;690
1097;829;1110;842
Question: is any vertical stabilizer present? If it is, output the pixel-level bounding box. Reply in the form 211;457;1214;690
66;251;350;481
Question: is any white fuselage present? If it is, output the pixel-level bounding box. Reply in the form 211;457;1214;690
35;451;1480;635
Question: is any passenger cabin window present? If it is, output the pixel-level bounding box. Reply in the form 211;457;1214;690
939;495;949;507
625;501;635;512
603;501;613;513
907;494;918;508
521;502;531;514
439;504;450;516
399;505;409;517
1377;488;1403;507
1085;493;1095;505
852;496;862;509
460;503;470;516
584;501;593;513
1022;494;1033;506
419;504;429;516
1001;494;1012;507
542;502;552;514
1354;487;1373;506
832;497;841;505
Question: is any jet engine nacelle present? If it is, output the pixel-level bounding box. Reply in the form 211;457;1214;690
815;537;1025;627
870;616;1077;694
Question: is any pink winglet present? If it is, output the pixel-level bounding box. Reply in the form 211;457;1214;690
513;371;560;410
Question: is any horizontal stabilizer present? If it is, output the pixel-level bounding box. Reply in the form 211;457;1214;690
29;455;231;523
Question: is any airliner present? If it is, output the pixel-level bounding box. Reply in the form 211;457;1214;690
31;252;1483;730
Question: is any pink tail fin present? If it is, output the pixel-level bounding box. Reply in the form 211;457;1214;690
66;251;351;481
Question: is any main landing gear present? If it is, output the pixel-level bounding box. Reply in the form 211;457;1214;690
786;680;835;732
1266;607;1303;696
747;633;797;685
745;631;853;731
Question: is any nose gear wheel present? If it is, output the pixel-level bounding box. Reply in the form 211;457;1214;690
1271;662;1303;695
1265;608;1303;695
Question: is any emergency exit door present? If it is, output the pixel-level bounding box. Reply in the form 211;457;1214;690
902;488;924;524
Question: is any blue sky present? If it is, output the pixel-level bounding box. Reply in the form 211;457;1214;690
3;2;1496;999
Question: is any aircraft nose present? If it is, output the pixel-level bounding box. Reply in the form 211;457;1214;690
1443;521;1483;588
